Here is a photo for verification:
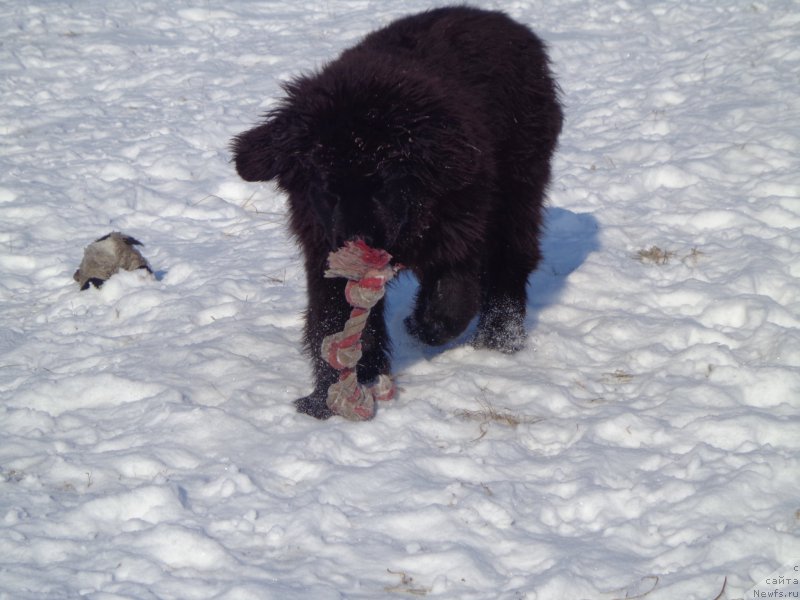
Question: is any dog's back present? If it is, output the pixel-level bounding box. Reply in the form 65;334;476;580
349;7;562;147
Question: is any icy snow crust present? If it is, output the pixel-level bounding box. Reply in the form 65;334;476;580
1;1;798;598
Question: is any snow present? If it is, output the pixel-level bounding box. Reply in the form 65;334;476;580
1;1;798;598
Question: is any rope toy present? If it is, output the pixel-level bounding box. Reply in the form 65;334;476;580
322;240;401;420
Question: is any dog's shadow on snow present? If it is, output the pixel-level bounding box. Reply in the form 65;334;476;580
386;206;600;371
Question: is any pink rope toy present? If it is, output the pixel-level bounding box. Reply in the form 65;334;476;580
322;240;402;420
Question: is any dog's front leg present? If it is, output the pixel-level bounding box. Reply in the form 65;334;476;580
405;265;482;347
294;260;391;419
294;269;347;419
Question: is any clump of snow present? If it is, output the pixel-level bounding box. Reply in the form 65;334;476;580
1;1;798;598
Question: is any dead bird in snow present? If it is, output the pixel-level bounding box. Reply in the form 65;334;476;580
74;232;152;290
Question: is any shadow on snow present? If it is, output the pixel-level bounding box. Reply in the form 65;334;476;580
387;206;600;372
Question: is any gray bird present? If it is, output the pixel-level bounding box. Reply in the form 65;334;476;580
74;232;152;290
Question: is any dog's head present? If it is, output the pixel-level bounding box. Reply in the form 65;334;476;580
231;60;486;250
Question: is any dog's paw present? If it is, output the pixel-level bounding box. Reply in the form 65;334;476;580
473;319;527;354
404;312;466;347
294;393;334;420
404;313;432;345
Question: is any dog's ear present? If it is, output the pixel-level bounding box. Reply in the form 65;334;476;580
231;111;293;182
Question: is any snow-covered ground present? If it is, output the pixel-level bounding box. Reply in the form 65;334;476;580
1;1;798;598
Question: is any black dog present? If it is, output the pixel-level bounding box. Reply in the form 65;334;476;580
232;7;563;419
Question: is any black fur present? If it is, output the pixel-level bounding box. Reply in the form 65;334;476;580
232;7;563;419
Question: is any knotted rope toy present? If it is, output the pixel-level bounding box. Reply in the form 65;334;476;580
322;240;402;420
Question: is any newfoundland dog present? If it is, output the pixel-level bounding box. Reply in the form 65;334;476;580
232;6;563;419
